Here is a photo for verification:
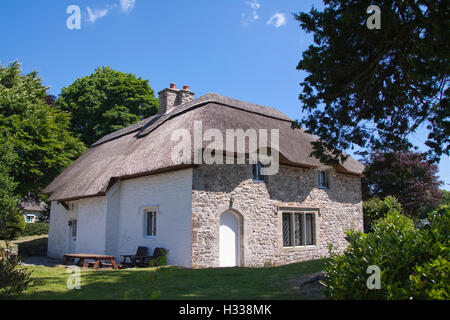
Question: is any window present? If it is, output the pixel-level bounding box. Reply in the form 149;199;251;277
145;210;157;238
318;170;328;188
282;212;316;247
252;162;265;182
70;220;77;237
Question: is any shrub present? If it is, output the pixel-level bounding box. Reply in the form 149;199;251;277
322;205;449;300
362;196;403;232
21;223;49;237
149;249;169;267
408;206;449;299
0;253;32;297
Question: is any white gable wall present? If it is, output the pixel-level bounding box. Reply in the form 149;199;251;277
75;197;107;254
116;168;193;267
47;202;77;258
48;168;193;266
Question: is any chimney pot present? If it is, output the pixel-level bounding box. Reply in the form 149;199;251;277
183;85;190;91
170;83;177;89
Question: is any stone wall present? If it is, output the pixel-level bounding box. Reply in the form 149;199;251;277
191;164;363;268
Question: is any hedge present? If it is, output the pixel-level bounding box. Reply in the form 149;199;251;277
21;223;49;237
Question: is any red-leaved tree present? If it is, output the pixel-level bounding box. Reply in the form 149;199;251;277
362;151;442;217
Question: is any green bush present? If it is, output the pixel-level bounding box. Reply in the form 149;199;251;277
322;205;449;300
363;196;403;232
21;223;49;237
0;253;32;297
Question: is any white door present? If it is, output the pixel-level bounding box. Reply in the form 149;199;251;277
69;220;77;253
219;212;239;267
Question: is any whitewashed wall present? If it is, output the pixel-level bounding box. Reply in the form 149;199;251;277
75;197;107;254
47;202;77;259
47;168;193;267
116;169;193;267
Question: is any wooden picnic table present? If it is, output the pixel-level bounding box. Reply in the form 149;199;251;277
64;253;118;270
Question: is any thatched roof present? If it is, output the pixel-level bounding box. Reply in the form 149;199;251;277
20;197;47;213
44;93;364;202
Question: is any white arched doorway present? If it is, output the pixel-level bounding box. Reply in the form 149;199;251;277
219;212;240;267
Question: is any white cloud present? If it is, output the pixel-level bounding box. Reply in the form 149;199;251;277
242;0;261;24
120;0;136;13
267;13;287;28
86;6;110;23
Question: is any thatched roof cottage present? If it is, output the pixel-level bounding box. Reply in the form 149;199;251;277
44;84;364;268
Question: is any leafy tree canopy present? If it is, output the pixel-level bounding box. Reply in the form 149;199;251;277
362;150;442;217
294;0;449;164
0;61;86;197
0;136;24;242
441;190;450;206
56;66;159;146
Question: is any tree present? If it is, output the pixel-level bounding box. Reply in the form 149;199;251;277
362;151;442;217
440;190;450;206
0;61;86;197
294;0;449;164
56;66;159;146
0;136;24;246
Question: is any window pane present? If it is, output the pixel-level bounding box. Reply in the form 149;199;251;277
305;214;314;245
146;212;155;236
282;213;291;246
294;213;304;246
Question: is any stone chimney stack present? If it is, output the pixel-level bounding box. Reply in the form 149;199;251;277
158;84;195;114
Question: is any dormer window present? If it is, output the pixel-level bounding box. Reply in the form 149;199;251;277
318;170;328;189
252;162;265;182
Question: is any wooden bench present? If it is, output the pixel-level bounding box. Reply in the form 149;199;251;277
64;254;118;270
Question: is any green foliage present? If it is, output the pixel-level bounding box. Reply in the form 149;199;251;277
149;249;169;267
323;206;450;300
0;61;86;197
294;0;449;164
56;66;159;146
0;253;32;297
21;223;49;237
409;206;450;299
0;136;24;242
441;190;450;206
363;196;403;232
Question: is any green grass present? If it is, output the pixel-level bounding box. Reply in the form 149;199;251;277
1;235;48;257
16;260;324;300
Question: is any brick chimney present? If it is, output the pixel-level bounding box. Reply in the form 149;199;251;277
158;84;195;114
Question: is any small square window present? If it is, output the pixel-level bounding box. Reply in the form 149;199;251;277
318;170;328;188
145;210;157;237
252;162;265;182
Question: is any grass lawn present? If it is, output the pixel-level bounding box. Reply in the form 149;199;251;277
16;259;324;300
1;235;48;257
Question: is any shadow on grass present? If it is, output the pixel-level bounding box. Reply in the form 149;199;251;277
17;237;48;257
18;259;325;300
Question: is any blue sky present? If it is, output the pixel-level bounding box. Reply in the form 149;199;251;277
1;0;448;189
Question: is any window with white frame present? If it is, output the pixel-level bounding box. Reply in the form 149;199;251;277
318;170;328;188
282;211;317;247
145;209;157;237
